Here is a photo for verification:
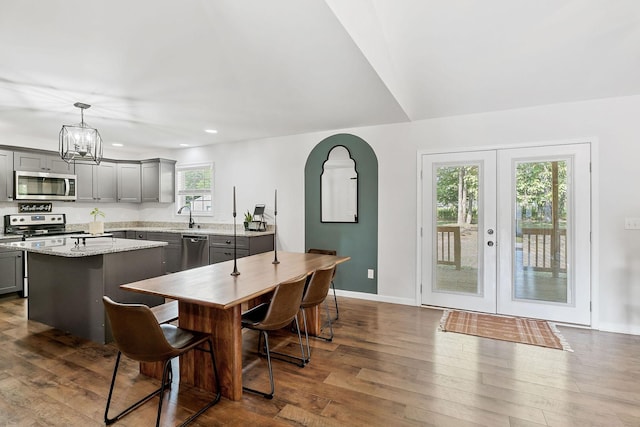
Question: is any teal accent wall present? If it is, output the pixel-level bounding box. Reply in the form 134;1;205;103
305;134;378;294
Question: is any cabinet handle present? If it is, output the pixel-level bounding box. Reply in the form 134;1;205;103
225;240;231;244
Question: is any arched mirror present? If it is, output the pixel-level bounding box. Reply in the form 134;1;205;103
321;145;358;222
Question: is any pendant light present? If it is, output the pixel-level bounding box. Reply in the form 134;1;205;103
59;102;103;165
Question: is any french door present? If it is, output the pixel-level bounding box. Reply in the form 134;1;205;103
420;143;591;325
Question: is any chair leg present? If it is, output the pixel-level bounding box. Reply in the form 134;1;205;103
331;280;339;321
155;360;172;427
243;330;275;399
302;309;311;363
322;299;334;341
300;301;334;364
267;315;306;367
179;339;222;427
104;352;171;426
309;300;334;345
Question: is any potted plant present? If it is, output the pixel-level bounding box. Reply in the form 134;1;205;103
89;207;105;235
243;210;252;231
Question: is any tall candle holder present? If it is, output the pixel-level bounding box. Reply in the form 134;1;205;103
231;186;240;276
273;189;279;264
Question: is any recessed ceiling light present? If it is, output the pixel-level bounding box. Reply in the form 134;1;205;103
204;129;218;134
180;143;190;147
111;143;123;147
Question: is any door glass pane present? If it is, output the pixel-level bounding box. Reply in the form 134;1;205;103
513;160;568;303
434;165;480;294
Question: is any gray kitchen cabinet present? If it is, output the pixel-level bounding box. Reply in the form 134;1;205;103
109;231;126;238
75;161;117;203
116;162;141;203
209;234;273;264
126;230;147;240
141;159;176;203
14;151;73;173
147;232;182;272
0;239;24;296
0;149;13;201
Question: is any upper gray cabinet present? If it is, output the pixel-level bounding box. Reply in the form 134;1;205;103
141;159;176;203
0;149;14;201
14;151;73;174
116;162;141;203
75;161;117;203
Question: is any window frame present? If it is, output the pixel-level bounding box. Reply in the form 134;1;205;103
175;162;214;217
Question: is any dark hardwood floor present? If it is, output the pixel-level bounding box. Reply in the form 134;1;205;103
1;294;639;426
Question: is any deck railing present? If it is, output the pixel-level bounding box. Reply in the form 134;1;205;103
436;226;461;270
521;227;566;276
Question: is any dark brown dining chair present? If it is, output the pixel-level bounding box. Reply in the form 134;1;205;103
299;263;336;362
241;274;307;399
103;296;221;427
307;248;339;320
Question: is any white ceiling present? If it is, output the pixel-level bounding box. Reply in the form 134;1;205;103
1;0;639;154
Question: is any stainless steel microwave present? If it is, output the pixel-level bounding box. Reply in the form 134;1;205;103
14;171;77;201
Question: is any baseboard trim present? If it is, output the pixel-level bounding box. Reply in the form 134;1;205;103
597;322;640;336
334;289;415;306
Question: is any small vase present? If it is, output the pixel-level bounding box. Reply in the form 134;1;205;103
89;221;104;235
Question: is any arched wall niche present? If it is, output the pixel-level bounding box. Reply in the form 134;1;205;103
304;133;378;294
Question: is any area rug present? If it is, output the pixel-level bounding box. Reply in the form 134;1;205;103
439;310;572;351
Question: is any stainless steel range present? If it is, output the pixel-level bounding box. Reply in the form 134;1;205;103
4;213;70;239
4;213;75;297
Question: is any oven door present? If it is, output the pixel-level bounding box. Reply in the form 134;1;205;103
15;171;77;201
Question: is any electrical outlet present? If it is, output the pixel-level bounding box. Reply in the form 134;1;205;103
367;269;374;279
625;217;640;230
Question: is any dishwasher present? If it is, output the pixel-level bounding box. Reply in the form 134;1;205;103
181;235;209;270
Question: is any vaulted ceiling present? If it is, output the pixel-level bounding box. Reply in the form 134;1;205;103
1;0;639;154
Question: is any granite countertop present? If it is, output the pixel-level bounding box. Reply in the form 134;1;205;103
0;222;274;241
0;236;168;257
106;227;273;237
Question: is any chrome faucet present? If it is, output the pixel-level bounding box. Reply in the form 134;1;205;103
177;205;195;228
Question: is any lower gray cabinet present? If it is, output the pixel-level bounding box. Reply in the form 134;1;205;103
126;231;147;240
146;232;181;273
210;247;250;264
209;234;273;264
0;242;24;296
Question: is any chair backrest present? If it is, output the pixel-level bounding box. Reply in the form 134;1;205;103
257;274;307;330
301;263;336;309
103;296;176;362
307;248;337;279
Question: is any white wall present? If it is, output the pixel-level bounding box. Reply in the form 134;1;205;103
5;94;639;335
160;94;640;335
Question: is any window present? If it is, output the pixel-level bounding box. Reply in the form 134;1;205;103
176;163;213;215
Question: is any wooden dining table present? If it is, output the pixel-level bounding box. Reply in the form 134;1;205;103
120;250;350;401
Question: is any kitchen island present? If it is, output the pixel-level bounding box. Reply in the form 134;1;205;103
0;236;168;344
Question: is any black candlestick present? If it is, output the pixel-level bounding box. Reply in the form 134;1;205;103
272;208;279;265
231;187;240;276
